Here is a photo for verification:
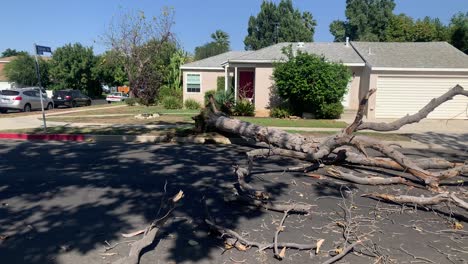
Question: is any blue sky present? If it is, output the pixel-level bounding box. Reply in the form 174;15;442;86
1;0;466;55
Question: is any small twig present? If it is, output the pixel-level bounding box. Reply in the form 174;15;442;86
398;244;435;263
103;240;138;252
274;210;290;259
321;240;362;264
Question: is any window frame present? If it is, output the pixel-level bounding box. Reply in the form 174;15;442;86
185;72;202;94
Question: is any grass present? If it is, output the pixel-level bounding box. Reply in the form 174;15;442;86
238;117;347;128
55;105;199;117
43;115;194;125
0;102;126;118
286;130;412;141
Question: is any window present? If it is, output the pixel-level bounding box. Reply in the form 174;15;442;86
187;74;201;93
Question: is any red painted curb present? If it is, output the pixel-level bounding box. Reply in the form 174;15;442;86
0;133;86;141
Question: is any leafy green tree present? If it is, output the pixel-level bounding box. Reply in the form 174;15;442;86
1;48;27;57
412;17;449;42
194;30;230;60
49;43;101;96
273;47;351;119
449;12;468;54
244;0;316;50
384;13;415;41
330;0;396;42
3;54;50;87
94;51;128;88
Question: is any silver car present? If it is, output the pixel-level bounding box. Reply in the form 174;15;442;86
0;88;54;113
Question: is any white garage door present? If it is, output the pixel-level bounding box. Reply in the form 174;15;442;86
376;76;468;119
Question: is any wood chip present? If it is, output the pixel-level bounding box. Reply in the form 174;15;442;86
316;239;325;254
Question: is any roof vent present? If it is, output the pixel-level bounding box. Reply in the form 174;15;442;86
368;47;373;55
345;37;349;47
296;42;305;48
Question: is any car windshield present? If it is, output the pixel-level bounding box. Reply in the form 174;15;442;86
0;90;20;96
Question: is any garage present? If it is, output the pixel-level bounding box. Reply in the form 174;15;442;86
375;76;468;119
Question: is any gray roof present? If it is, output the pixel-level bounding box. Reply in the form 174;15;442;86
351;42;468;69
181;51;251;69
228;42;365;64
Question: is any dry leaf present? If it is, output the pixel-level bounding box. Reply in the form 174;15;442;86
279;247;286;258
172;190;184;203
316;239;325;254
0;234;9;240
188;240;199;246
235;243;248;251
224;242;234;250
335;247;343;254
453;222;463;230
306;173;322;179
100;252;117;256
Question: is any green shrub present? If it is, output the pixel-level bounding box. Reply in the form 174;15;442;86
317;102;344;119
273;46;351;118
125;98;137;106
214;88;235;114
204;90;217;106
162;96;182;109
184;99;201;110
233;99;255;116
270;106;291;118
158;85;182;101
217;76;225;91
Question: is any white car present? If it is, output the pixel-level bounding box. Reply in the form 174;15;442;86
106;92;129;103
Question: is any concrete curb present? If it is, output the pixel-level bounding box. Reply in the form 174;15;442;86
0;133;232;144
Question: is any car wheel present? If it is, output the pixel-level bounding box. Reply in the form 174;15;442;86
23;104;31;112
107;101;111;104
46;103;53;110
71;101;77;108
86;100;92;106
0;109;7;114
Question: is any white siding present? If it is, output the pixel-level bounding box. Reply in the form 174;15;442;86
376;76;468;119
0;82;12;89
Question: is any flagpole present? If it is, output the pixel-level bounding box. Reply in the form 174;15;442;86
34;43;47;132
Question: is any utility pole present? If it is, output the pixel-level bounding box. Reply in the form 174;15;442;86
33;44;52;132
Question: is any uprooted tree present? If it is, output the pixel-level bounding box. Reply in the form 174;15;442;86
191;85;468;259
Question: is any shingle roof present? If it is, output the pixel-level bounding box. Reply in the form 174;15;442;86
228;42;364;64
351;42;468;69
181;51;251;69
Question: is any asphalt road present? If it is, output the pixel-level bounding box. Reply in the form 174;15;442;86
0;141;466;264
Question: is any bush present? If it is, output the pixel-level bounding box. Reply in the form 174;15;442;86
214;88;235;114
125;98;137;106
204;90;217;106
273;46;351;118
233;99;255;116
162;96;182;109
184;99;201;110
317;102;343;119
217;76;225;91
270;106;292;118
158;85;182;101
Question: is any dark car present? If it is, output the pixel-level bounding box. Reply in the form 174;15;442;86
52;90;92;108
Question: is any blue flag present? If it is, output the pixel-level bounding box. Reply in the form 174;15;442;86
36;45;52;55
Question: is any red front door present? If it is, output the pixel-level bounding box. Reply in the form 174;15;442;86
238;71;254;99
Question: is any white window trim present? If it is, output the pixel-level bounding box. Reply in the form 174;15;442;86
185;72;202;94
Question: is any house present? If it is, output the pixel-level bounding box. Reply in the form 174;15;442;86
0;56;16;89
180;41;468;119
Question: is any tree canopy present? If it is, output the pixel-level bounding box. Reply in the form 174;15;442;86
194;30;230;60
244;0;316;50
449;12;468;54
3;54;50;87
1;48;27;58
330;0;396;42
49;43;101;96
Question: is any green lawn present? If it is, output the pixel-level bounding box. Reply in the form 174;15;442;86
0;126;194;136
238;117;347;128
55;105;199;117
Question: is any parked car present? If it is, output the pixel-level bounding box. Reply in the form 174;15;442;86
0;88;54;113
52;89;92;108
106;92;129;103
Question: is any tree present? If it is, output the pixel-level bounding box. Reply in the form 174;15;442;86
384;13;415;41
272;47;351;118
244;0;316;50
102;9;175;105
3;54;50;87
49;43;101;96
449;12;468;54
194;30;230;60
330;0;396;42
412;16;449;42
1;48;27;58
94;51;128;88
